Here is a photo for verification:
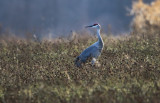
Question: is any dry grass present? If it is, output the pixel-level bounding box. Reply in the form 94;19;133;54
0;32;160;103
131;0;160;34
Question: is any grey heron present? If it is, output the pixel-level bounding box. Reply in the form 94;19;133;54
75;24;104;67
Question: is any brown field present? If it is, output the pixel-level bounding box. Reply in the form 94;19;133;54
0;33;160;103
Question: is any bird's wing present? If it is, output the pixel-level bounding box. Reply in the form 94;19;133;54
80;44;98;59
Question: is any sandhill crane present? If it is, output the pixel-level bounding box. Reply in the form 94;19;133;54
75;24;104;67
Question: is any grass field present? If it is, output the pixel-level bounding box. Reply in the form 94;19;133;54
0;33;160;103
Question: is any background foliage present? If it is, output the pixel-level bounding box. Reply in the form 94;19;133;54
131;0;160;35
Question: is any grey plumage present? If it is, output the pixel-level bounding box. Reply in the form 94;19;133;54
75;24;104;67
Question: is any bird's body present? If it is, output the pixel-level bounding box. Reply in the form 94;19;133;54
75;24;104;67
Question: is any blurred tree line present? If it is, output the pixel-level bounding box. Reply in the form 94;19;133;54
0;0;132;36
0;0;157;37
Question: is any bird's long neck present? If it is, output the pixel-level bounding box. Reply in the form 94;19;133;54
97;28;103;46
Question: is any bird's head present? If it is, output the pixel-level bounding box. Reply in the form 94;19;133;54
85;24;100;29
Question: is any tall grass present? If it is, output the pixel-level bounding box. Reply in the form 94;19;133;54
0;33;160;103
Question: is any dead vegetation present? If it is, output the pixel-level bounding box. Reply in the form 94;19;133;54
131;0;160;35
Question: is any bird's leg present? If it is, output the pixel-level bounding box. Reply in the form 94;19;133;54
91;58;101;67
91;58;96;66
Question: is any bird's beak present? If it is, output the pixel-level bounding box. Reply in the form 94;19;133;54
85;25;93;28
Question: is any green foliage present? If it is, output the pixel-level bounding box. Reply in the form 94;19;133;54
0;34;160;103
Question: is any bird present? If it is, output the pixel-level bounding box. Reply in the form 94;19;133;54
75;23;104;67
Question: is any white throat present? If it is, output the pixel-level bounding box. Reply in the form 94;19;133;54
97;28;103;45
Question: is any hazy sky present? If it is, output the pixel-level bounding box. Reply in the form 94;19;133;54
0;0;153;37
